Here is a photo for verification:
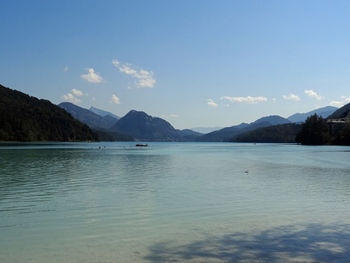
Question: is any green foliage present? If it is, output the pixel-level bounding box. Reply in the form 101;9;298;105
0;84;98;142
296;114;330;145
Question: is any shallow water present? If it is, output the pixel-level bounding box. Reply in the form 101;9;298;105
1;142;350;262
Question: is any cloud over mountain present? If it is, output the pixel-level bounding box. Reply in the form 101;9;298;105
112;59;155;88
62;89;84;104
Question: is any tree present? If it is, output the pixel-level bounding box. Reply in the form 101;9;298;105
296;114;330;145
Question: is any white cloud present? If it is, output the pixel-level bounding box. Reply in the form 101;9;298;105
62;89;84;104
170;114;179;118
112;59;155;88
207;99;218;107
62;93;81;104
272;98;277;103
63;66;69;72
72;88;83;97
329;101;343;107
282;93;300;101
329;96;350;107
111;94;120;104
221;96;268;104
304;89;322;100
80;68;103;83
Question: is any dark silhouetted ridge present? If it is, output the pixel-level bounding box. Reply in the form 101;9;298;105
0;84;97;141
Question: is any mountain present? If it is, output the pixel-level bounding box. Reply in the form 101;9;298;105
191;127;223;134
177;129;202;137
109;110;201;141
196;123;249;142
197;115;290;142
251;115;291;126
60;105;199;141
177;129;202;141
231;123;302;143
288;106;337;123
327;103;350;120
59;102;118;130
110;110;180;141
98;115;120;130
89;106;119;120
0;84;97;141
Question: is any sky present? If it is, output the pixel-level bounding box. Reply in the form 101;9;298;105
1;0;350;129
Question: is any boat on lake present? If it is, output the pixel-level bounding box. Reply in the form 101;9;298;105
136;144;148;147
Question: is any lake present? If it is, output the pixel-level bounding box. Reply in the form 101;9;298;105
1;142;350;262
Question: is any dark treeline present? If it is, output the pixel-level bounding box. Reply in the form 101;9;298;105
0;85;97;142
231;124;302;143
93;129;134;142
296;114;350;145
230;114;350;145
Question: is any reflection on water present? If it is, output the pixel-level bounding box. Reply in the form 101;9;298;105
0;142;350;262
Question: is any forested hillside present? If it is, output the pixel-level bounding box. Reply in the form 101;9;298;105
231;124;302;143
296;113;350;145
0;85;97;141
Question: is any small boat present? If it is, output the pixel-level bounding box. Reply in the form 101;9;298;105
136;144;148;147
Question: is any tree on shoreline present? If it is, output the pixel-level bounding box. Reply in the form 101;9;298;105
296;114;330;145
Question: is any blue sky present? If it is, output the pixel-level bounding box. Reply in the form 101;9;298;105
1;0;350;129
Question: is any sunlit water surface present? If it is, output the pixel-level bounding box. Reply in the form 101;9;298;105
1;142;350;262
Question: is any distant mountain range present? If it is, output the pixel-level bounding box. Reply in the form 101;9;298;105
287;106;337;123
59;104;201;141
89;106;119;120
1;83;346;143
58;102;132;141
230;104;349;145
62;102;337;142
110;110;202;141
59;102;119;130
197;115;291;142
0;85;97;142
191;127;222;134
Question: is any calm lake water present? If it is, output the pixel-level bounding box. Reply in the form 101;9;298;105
1;142;350;263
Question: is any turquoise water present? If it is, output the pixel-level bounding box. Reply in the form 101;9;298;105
1;142;350;262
